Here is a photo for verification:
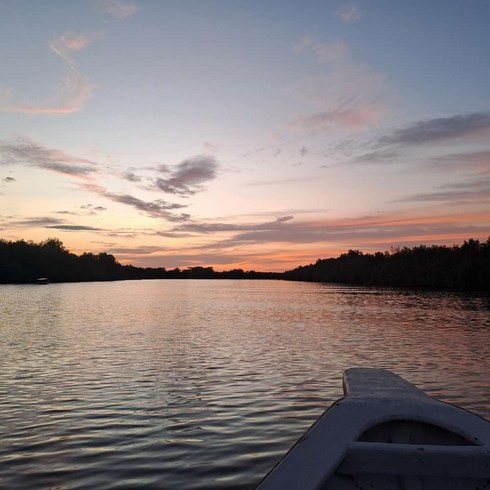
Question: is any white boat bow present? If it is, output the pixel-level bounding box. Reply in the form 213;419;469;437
257;368;490;489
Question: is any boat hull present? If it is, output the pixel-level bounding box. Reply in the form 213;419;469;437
257;368;490;489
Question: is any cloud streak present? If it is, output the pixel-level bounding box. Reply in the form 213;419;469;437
206;211;490;248
46;224;103;231
2;215;104;232
119;210;490;271
170;215;293;235
0;138;97;176
379;113;490;147
82;182;190;222
397;180;490;204
0;139;217;224
428;150;490;174
345;114;490;168
290;106;383;133
57;31;104;51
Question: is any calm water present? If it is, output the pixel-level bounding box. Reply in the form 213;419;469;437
1;280;489;489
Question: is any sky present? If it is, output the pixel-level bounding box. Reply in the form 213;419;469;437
1;0;490;271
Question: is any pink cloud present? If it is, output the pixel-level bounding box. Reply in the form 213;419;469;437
291;34;389;132
0;32;97;115
290;61;388;132
120;209;490;271
290;105;383;133
58;31;104;51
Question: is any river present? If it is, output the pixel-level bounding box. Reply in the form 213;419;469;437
1;280;489;489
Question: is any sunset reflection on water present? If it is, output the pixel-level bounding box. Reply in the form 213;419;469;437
1;280;489;489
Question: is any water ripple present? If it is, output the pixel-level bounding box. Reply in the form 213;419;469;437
0;280;489;488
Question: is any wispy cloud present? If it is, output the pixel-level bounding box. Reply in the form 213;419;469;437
124;209;490;270
153;155;218;197
81;204;107;212
95;0;139;20
205;211;490;249
57;31;104;51
0;138;97;176
379;113;490;147
290;106;383;133
106;245;170;255
13;217;65;227
0;139;217;223
337;6;361;24
348;149;400;165
2;176;15;183
170;215;293;235
122;171;143;182
4;215;104;232
345;113;490;205
429;150;490;175
346;114;490;166
82;182;190;222
397;180;490;204
46;224;103;231
0;32;98;115
54;205;107;217
291;40;388;133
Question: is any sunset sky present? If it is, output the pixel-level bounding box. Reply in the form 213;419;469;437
1;0;489;271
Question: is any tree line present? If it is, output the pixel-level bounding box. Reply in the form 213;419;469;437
2;237;489;290
283;238;490;291
0;238;279;284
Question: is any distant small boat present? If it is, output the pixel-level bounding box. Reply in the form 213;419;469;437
36;277;49;284
258;368;490;489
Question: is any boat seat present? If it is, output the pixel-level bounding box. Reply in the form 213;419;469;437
257;369;490;490
338;441;490;478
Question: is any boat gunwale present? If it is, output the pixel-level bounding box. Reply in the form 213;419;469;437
257;368;490;489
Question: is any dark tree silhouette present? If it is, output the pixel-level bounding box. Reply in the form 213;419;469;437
2;237;488;290
0;238;279;284
283;239;490;291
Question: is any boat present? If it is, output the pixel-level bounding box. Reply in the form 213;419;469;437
257;368;490;489
36;277;50;284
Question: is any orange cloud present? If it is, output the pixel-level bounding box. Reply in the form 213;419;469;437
113;208;490;271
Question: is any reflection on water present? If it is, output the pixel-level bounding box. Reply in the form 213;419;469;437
1;280;489;489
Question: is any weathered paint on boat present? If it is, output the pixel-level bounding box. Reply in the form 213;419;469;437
257;368;490;489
